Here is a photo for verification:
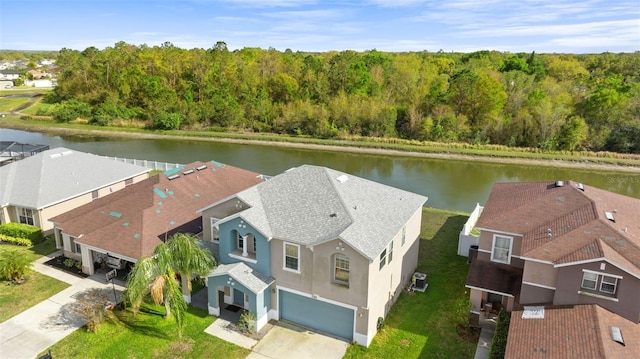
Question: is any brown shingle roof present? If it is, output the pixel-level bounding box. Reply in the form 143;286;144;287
477;181;640;276
506;304;640;359
50;161;264;260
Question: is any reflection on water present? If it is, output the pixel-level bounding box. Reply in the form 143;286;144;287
2;128;639;212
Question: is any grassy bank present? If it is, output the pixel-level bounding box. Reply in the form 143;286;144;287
344;208;478;359
2;113;640;171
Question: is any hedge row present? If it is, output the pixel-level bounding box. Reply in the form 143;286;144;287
0;223;43;244
488;310;511;359
0;233;33;247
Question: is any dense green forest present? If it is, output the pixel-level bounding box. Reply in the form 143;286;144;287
33;43;640;152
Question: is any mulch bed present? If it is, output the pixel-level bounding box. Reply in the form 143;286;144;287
43;256;89;278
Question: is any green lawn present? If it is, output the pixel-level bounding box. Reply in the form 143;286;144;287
0;238;69;322
344;208;478;359
0;97;31;112
41;304;250;359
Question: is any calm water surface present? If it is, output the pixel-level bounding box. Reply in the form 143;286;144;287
2;128;639;212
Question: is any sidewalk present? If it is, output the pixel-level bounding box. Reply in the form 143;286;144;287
474;313;497;359
0;251;125;359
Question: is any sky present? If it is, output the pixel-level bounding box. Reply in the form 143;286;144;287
1;0;639;53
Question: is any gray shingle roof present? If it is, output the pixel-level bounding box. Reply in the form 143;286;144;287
0;147;149;209
210;262;274;293
235;165;428;260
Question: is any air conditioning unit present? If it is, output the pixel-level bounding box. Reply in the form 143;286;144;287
412;272;428;292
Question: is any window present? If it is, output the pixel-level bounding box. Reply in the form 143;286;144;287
491;235;512;264
379;248;387;270
334;254;349;285
237;233;244;249
92;190;99;200
284;243;299;272
388;241;394;263
17;207;34;226
581;271;620;296
210;217;220;242
70;236;81;254
401;227;406;246
600;276;618;294
252;237;257;252
581;272;597;290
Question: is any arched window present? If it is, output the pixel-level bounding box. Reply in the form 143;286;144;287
334;254;350;285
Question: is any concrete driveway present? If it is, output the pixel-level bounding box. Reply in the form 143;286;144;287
247;321;349;359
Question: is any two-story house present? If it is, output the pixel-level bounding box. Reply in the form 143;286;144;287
199;165;428;346
466;180;640;356
0;147;149;233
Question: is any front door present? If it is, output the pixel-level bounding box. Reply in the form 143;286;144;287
233;288;244;307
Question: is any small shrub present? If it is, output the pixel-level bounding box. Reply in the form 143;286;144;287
70;288;112;332
0;233;33;246
488;310;511;359
64;258;77;268
237;310;256;333
0;223;43;243
377;317;385;331
0;248;32;284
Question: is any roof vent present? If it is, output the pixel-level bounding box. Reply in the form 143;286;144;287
577;183;584;191
61;150;73;156
183;169;194;175
337;174;349;183
196;165;207;171
605;212;615;222
50;153;62;159
522;306;545;319
555;181;564;187
168;174;180;180
611;326;625;346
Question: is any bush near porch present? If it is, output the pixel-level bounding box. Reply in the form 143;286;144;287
344;207;478;359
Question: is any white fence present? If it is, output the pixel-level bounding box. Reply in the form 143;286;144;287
458;203;483;257
104;156;183;171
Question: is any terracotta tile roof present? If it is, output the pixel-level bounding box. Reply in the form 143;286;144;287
50;161;264;260
477;181;640;276
466;256;523;297
506;304;640;359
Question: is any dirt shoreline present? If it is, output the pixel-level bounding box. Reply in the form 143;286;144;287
4;123;640;174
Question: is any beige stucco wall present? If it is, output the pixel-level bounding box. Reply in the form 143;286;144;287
364;207;422;340
40;192;93;232
522;261;558;288
200;199;246;241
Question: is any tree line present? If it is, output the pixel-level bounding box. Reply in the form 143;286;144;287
45;42;640;153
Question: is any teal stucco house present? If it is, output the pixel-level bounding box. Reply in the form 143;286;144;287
199;165;427;346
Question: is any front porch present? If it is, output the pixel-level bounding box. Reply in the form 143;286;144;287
206;262;274;333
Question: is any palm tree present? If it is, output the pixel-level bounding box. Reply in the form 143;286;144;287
0;248;32;284
165;233;216;303
124;233;215;336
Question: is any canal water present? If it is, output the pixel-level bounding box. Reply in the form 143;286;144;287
2;128;639;212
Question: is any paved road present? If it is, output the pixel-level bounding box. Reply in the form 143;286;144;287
0;252;125;359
